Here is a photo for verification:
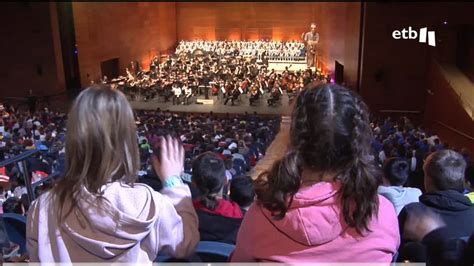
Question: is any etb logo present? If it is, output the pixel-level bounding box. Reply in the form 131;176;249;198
392;27;436;47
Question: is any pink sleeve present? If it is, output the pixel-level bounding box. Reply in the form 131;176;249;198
231;203;260;262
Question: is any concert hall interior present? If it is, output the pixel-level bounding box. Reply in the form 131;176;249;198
1;1;474;264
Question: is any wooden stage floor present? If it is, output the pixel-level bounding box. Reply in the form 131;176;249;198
130;94;293;116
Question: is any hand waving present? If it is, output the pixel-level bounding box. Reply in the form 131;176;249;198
152;135;184;183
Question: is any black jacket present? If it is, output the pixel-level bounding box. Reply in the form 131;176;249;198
196;210;243;245
422;227;474;266
398;190;474;262
400;190;474;241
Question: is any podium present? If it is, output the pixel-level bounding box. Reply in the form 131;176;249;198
196;98;214;105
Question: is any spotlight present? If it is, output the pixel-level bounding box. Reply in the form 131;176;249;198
443;21;448;25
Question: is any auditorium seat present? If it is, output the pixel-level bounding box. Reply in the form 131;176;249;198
194;241;236;262
2;213;27;255
155;241;235;262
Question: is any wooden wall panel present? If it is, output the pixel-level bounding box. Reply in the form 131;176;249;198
359;2;474;115
0;3;65;98
73;2;177;86
176;2;361;86
178;3;312;41
424;61;474;153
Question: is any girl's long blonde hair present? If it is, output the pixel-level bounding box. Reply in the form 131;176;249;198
53;84;140;221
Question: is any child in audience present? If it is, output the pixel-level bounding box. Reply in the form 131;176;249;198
2;197;25;215
398;150;474;263
13;178;27;199
229;175;255;214
378;157;422;215
26;85;199;262
231;83;400;262
192;152;243;244
464;164;474;203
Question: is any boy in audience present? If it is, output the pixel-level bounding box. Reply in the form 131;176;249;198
464;163;474;203
398;150;474;262
229;176;255;214
378;158;422;215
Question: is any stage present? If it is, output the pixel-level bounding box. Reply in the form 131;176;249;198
129;94;293;115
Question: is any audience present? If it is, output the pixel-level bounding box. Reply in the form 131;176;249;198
0;68;470;264
378;157;422;215
231;83;400;262
191;152;244;244
398;150;474;262
26;85;199;262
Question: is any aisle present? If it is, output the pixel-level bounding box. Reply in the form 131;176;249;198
250;116;291;180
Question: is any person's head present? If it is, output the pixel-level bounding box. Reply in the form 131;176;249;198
224;157;233;170
423;150;466;193
3;197;25;215
310;23;317;33
255;82;380;234
192;152;226;210
383;158;410;186
230;175;255;208
54;85;140;220
464;163;474;191
17;177;25;187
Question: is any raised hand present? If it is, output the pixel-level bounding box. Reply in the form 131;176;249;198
152;135;185;183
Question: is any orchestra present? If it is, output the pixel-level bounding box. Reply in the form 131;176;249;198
109;40;328;107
